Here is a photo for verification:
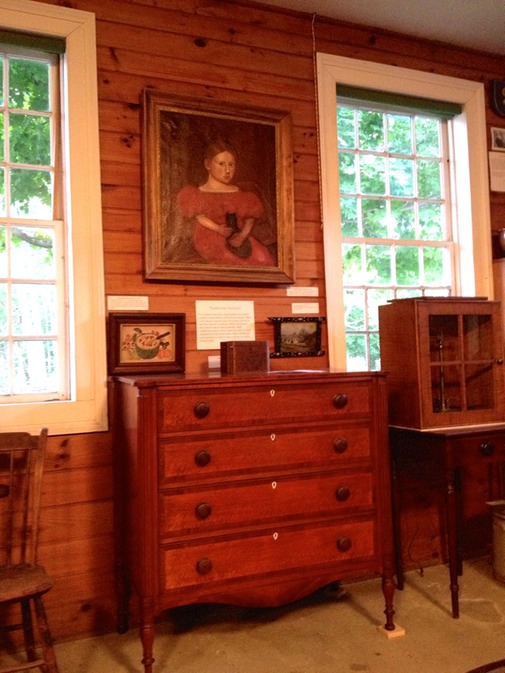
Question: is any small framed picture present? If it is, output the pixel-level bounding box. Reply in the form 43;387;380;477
107;312;185;374
269;316;325;358
491;127;505;151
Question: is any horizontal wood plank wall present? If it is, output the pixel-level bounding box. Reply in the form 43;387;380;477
30;0;505;641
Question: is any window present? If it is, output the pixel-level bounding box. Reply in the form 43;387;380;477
317;53;492;371
1;0;106;434
1;43;67;400
338;96;457;371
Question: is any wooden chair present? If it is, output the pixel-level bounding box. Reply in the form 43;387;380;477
0;428;59;673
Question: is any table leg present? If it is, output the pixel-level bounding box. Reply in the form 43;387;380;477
445;466;460;618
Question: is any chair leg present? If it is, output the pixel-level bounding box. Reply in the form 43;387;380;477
21;598;37;662
33;596;59;673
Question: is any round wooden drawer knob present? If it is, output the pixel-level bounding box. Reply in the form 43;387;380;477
196;557;213;575
194;450;211;467
195;502;212;519
480;441;494;456
333;437;348;453
335;486;351;502
336;536;352;553
332;393;348;409
194;402;210;419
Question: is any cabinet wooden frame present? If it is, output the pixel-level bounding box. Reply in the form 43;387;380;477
107;312;185;374
142;89;295;285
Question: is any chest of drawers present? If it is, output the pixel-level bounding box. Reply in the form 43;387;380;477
112;370;395;673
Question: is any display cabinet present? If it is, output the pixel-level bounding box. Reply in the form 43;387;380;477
378;297;505;429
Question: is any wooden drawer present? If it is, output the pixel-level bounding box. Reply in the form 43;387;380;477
159;423;372;483
160;471;373;536
160;518;376;592
158;380;371;432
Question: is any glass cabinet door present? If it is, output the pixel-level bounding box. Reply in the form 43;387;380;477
428;310;496;417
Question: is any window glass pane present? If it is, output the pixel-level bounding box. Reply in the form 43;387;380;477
10;113;51;165
344;288;365;331
423;246;448;284
368;288;393;330
419;203;443;240
358;110;384;151
0;168;4;215
362;198;386;238
0;112;4;161
10;168;52;218
341;196;359;237
387;114;412;154
415;117;440;157
9;58;50;111
338;152;356;193
346;332;367;371
13;340;57;394
342;243;363;283
0;342;7;395
366;244;391;283
391;200;415;239
11;284;56;335
0;284;6;334
417;160;442;198
396;246;420;285
0;227;5;278
360;155;385;195
389;158;414;197
369;332;381;370
337;106;356;148
10;227;54;279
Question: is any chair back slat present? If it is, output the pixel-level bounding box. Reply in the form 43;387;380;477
0;429;48;566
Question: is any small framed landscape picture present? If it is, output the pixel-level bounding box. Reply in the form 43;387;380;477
108;312;185;374
269;316;325;358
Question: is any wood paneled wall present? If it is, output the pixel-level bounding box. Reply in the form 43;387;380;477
30;0;505;642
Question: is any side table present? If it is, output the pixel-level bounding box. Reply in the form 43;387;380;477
390;423;505;618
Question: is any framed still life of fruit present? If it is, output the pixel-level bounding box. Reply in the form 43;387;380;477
107;312;185;374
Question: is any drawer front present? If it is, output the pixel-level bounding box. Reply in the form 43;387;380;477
158;380;371;432
161;471;373;536
160;424;371;483
160;519;376;592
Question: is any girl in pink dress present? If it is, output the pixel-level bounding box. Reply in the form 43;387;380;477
176;139;275;267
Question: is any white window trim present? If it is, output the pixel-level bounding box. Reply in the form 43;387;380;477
1;0;107;434
316;52;493;370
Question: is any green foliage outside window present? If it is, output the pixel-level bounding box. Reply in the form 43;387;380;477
1;52;58;398
338;103;452;371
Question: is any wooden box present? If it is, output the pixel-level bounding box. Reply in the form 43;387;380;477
220;340;270;374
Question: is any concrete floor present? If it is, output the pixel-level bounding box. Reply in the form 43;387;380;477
20;557;505;672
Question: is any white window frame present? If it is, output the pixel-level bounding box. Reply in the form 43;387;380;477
317;53;493;370
1;0;107;434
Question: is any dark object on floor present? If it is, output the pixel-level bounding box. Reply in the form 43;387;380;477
466;661;505;673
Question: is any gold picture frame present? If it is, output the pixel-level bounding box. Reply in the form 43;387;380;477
142;89;295;285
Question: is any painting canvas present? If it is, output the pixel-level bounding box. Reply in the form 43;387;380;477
142;90;295;284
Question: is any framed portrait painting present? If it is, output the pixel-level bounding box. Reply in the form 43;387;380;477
107;312;185;375
142;89;295;285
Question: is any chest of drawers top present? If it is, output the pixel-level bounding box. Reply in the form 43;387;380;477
115;369;385;432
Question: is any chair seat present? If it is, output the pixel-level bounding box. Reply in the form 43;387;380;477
0;564;53;602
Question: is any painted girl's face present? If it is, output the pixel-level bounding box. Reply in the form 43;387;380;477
205;150;236;184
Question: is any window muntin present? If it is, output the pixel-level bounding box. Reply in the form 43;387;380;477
338;102;454;371
0;45;68;402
